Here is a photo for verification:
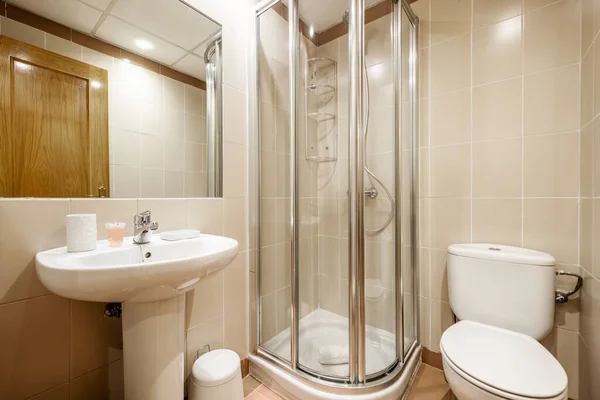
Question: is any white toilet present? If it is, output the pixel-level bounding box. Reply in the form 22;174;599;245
441;244;568;400
189;349;244;400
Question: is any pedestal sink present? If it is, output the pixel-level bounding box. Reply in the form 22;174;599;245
35;234;239;400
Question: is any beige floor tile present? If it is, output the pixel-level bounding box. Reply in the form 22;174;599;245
243;376;261;397
257;384;285;399
407;364;453;400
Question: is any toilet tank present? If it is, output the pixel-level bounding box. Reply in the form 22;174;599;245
447;244;556;340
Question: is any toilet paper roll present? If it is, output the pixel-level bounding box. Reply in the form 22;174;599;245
66;214;97;253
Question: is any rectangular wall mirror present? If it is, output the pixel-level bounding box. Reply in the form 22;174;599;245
0;0;222;198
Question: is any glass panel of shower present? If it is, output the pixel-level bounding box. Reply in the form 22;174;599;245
255;0;418;388
257;1;292;363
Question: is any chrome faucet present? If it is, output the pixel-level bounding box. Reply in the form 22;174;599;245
133;210;159;244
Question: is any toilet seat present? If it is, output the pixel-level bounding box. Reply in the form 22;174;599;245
440;321;567;400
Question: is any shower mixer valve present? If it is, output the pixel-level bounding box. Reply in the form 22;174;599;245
346;188;379;199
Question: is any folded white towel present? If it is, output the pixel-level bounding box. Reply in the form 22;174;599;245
318;345;349;365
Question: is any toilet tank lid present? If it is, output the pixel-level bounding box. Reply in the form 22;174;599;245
192;349;241;387
448;244;555;266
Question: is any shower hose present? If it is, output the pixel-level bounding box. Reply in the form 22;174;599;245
363;61;395;235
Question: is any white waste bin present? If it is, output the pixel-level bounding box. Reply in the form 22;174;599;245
189;349;244;400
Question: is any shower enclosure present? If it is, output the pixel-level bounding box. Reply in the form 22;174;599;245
250;0;419;397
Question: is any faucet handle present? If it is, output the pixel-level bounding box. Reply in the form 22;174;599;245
134;210;152;225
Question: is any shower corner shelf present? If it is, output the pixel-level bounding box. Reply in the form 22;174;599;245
307;112;335;122
306;155;337;163
305;57;338;163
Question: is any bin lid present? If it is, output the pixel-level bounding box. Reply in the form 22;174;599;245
191;349;241;387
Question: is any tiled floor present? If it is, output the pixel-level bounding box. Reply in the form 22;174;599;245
406;364;454;400
243;364;453;399
243;375;285;399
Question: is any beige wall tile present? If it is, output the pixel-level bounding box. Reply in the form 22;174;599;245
419;297;431;349
524;64;580;135
137;199;186;232
581;48;594;127
419;148;430;198
555;277;580;332
223;27;247;92
223;142;247;198
430;89;471;146
0;199;69;304
431;198;471;250
223;198;248;251
70;199;137;239
580;199;593;273
419;248;431;298
556;328;580;399
430;249;449;302
46;35;83;61
185;271;223;329
365;16;392;68
582;0;595;55
473;77;522;141
260;292;277;343
185;198;224;235
578;269;596;346
594;0;600;40
430;33;471;95
523;199;578;264
430;144;471;197
523;0;581;74
473;138;522;197
69;360;124;400
594;38;600;118
412;0;430;49
223;84;247;145
224;253;248;358
0;17;45;48
594;200;600;278
473;199;522;246
70;301;122;379
595;121;600;197
524;0;562;11
524;131;579;197
419;198;431;248
249;271;257;353
0;295;69;399
276;286;292;333
430;300;453;352
473;0;522;29
430;0;472;44
419;48;430;98
419;98;430;148
185;315;224;379
473;16;522;85
28;383;69;400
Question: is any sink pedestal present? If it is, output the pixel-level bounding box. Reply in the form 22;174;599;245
122;295;185;400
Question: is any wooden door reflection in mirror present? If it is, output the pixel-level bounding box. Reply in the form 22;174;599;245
0;36;109;198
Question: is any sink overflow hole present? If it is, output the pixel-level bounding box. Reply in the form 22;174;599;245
145;252;152;258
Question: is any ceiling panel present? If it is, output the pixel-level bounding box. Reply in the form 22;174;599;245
79;0;112;11
96;16;187;65
172;53;205;80
297;0;383;32
6;0;102;34
110;0;220;51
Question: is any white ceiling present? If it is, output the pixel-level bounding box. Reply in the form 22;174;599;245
5;0;220;81
294;0;384;33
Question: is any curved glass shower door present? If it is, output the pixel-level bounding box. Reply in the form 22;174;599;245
255;0;418;386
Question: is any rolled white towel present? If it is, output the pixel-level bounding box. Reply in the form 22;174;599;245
318;345;349;365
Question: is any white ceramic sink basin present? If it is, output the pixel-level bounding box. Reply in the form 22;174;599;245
35;234;238;303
